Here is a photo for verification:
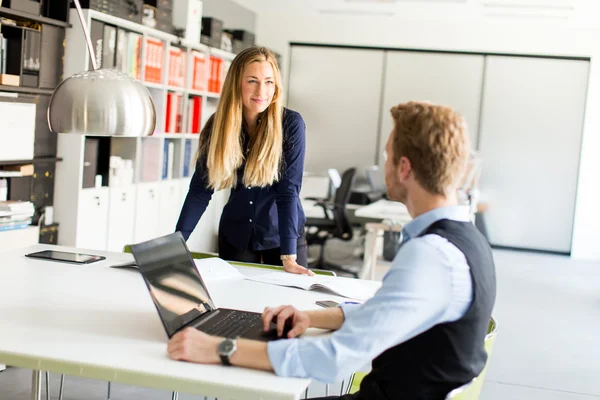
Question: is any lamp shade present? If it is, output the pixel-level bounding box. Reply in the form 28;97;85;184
47;69;156;137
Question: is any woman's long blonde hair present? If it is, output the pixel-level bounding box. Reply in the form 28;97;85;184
198;47;284;190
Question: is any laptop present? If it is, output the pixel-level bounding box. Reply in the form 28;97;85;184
129;232;289;342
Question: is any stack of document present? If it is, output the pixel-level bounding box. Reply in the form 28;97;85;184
0;201;34;232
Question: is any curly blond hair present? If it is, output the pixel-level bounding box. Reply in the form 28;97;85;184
390;101;470;196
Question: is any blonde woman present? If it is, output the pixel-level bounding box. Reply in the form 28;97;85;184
176;47;313;275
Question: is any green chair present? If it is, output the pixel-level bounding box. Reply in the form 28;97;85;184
346;317;498;399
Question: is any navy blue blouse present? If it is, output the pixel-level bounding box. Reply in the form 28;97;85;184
175;108;306;255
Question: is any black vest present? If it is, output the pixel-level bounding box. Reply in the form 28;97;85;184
356;219;496;400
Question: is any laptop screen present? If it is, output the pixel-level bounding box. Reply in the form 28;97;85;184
130;233;216;338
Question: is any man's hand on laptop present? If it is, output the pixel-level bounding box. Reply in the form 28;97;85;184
262;305;310;338
167;327;221;364
282;259;315;276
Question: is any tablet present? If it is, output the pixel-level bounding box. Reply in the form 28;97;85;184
25;250;105;264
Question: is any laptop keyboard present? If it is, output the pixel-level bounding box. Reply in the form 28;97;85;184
202;310;263;338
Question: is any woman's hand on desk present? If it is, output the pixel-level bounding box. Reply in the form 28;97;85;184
262;305;311;338
282;259;315;276
167;328;221;364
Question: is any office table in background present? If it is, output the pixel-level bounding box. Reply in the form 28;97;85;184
354;199;412;224
0;245;381;400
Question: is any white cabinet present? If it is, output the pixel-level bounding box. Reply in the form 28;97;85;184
157;180;183;237
134;182;161;243
76;188;109;251
107;187;136;252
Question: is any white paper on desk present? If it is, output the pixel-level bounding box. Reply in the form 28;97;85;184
194;258;244;283
244;272;374;301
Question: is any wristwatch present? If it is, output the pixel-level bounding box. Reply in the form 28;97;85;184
217;338;237;366
280;254;297;261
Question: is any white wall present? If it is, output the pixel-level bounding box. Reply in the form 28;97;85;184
202;0;256;32
254;13;600;261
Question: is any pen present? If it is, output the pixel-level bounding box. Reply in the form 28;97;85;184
342;301;360;305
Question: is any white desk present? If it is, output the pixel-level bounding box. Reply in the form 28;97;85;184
0;245;381;400
355;199;412;224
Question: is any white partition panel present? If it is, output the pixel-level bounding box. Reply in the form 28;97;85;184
288;45;385;176
378;51;485;166
478;56;589;253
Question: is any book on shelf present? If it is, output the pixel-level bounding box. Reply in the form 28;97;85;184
0;221;31;232
90;20;104;68
102;24;117;69
187;96;202;134
168;47;185;87
128;32;142;79
144;37;164;84
192;51;207;91
1;164;34;177
0;201;35;220
183;139;192;177
0;33;7;75
220;60;231;93
208;56;222;93
0;214;31;224
115;27;129;73
141;139;161;182
165;92;182;133
0;200;35;212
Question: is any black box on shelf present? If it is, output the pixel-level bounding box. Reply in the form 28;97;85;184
123;0;144;24
156;22;174;34
201;17;223;48
41;0;70;23
3;0;41;15
144;0;172;10
156;8;171;24
228;29;255;47
75;0;143;24
232;39;246;55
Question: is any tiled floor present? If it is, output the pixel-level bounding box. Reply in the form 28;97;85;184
1;248;599;399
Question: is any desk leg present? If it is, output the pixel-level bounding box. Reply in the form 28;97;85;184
361;226;379;281
31;370;42;400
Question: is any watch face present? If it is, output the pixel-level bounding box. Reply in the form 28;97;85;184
221;341;234;353
219;339;236;355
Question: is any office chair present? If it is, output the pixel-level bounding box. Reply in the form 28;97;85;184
305;167;358;278
346;317;498;399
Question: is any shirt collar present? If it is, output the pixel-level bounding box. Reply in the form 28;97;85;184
402;205;471;242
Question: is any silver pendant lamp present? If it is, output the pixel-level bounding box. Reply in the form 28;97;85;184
47;0;156;136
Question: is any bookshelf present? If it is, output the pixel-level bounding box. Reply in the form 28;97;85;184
54;9;233;253
0;5;68;246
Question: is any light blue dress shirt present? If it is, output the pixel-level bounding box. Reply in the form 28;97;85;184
267;205;474;383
